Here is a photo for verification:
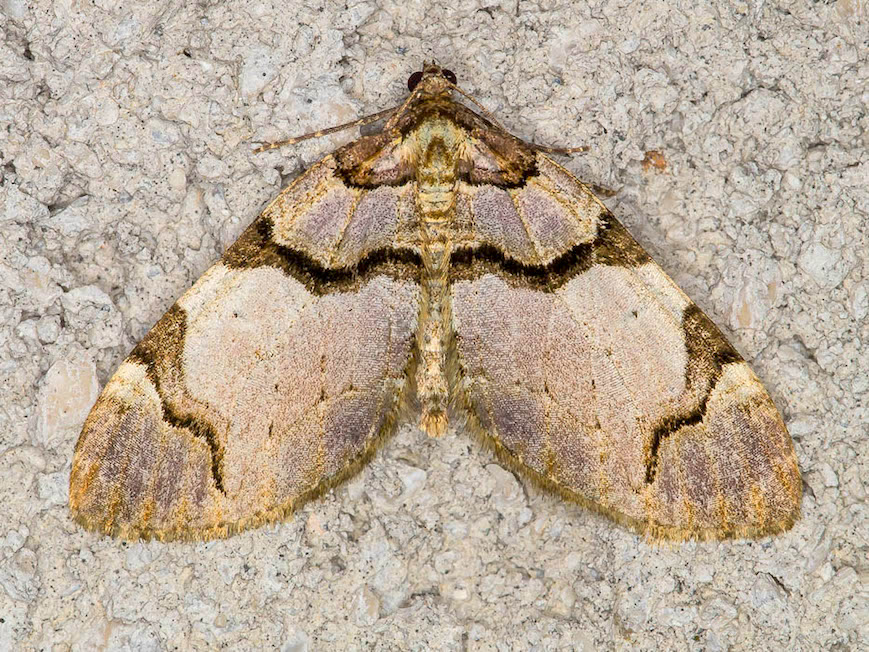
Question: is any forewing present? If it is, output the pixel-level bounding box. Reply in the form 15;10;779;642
449;154;801;541
69;159;422;541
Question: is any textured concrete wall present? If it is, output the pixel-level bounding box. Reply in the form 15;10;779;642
1;1;866;650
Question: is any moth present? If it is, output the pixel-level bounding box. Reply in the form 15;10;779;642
69;64;802;542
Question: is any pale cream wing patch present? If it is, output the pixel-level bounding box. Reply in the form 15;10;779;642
448;156;801;541
70;210;422;541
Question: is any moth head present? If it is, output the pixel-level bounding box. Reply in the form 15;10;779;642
407;64;457;93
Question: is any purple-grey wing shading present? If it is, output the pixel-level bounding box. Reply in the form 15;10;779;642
69;156;423;541
448;153;801;541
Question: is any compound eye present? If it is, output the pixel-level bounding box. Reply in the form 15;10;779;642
442;69;457;85
407;71;423;91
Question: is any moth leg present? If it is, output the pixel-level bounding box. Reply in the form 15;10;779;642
526;143;589;155
451;83;589;156
253;105;400;153
586;181;617;198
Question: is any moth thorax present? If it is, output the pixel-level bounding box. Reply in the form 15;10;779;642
411;117;463;221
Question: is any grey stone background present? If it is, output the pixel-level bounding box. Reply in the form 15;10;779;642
1;0;866;650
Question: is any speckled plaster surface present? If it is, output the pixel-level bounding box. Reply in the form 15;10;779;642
1;1;867;650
